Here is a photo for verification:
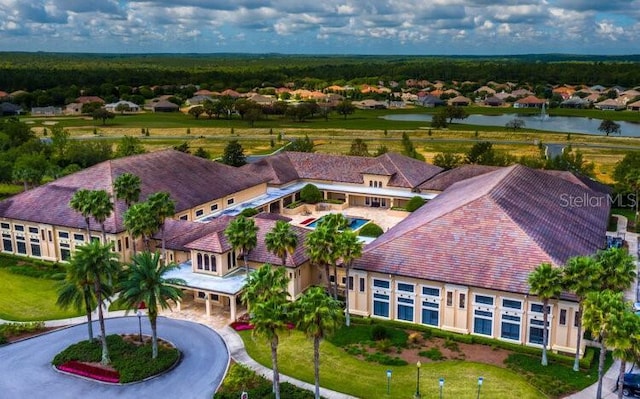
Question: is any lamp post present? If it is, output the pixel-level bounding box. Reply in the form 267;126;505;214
477;377;484;399
439;377;444;399
415;361;421;398
136;309;142;342
386;369;392;395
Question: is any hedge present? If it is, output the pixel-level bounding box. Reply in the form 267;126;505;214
359;223;384;238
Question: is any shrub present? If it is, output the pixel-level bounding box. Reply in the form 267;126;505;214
239;207;258;217
405;196;426;212
376;338;393;353
286;201;303;209
371;325;389;341
419;347;444;361
365;352;408;366
359;223;384;238
215;363;319;399
300;183;322;204
444;337;460;352
407;332;422;345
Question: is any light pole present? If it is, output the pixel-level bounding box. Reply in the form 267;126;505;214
386;369;392;395
415;361;421;398
477;376;484;399
136;309;142;342
439;377;444;399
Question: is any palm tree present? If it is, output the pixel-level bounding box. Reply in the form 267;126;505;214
608;309;640;399
563;255;601;371
123;202;158;254
337;230;362;327
147;192;176;265
583;290;628;399
113;172;141;210
72;240;121;365
89;189;114;243
69;189;93;237
595;247;636;292
224;215;258;274
528;262;563;366
319;214;348;299
57;257;100;341
293;286;343;399
305;224;335;297
265;220;298;268
119;251;185;359
241;264;289;399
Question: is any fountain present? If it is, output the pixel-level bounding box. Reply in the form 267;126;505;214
536;102;549;121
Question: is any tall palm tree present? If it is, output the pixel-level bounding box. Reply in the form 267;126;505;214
265;220;298;268
595;247;636;292
293;286;343;399
319;214;348;299
72;240;121;365
89;189;114;243
224;215;258;274
69;189;93;237
337;230;362;327
583;290;628;399
123;201;158;254
147;192;176;265
305;224;335;297
563;255;601;371
119;251;185;359
113;172;141;210
528;262;563;366
608;309;640;399
57;257;99;341
241;264;289;399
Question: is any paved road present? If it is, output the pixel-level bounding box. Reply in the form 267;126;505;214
0;317;229;399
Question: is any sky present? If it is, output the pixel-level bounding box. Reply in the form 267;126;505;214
0;0;639;55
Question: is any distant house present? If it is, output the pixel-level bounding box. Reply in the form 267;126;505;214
151;100;180;113
104;100;141;113
186;95;213;106
484;96;504;107
31;106;63;116
0;102;22;116
560;97;589;109
594;99;625;111
417;94;445;107
510;88;534;98
75;96;105;104
474;86;496;96
353;99;387;109
0;91;8;99
513;95;546;109
65;103;83;115
627;100;640;111
448;96;471;106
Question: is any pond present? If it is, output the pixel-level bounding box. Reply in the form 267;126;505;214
381;113;640;137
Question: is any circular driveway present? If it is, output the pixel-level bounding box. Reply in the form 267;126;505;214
0;317;229;399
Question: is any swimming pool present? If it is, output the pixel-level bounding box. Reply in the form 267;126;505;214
306;215;370;230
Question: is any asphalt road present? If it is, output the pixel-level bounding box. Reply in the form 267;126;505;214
0;317;229;399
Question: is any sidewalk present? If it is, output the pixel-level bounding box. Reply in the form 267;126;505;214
562;359;622;399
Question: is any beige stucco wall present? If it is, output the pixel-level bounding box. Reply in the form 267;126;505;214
176;182;268;221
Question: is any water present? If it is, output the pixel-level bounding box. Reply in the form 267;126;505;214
306;215;370;230
381;113;640;136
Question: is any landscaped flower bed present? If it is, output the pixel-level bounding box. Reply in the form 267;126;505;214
57;360;120;383
230;321;295;331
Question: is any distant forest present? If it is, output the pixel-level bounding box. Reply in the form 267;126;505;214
1;52;639;92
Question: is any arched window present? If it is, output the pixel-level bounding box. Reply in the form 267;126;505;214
204;255;210;271
197;253;203;270
211;255;217;272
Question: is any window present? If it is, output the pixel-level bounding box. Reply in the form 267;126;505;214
530;304;550;314
348;276;354;290
91;236;100;243
227;198;235;205
28;227;38;234
373;293;390;317
397;297;414;322
502;299;522;310
446;291;453;306
473;310;493;336
30;238;41;257
421;301;439;326
16;234;26;254
125;237;130;249
60;243;71;261
58;231;69;239
197;291;206;299
73;233;84;241
117;240;122;252
195;209;204;217
373;279;390;289
197;253;203;270
204;255;210;271
211;256;217;272
48;231;52;242
210;294;219;301
528;319;545;345
574;311;580;328
422;287;440;297
179;215;188;221
559;309;567;326
2;233;12;252
397;282;414;293
210;204;218;211
329;275;336;283
500;314;521;341
14;225;24;232
0;222;9;229
475;295;494;306
359;278;365;292
459;293;466;309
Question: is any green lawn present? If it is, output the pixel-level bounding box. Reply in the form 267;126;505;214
0;268;81;321
239;330;546;399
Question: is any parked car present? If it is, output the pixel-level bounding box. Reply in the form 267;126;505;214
621;373;640;397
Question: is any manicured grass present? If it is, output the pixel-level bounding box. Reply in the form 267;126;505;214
239;330;545;399
0;268;81;321
0;183;23;200
215;363;319;399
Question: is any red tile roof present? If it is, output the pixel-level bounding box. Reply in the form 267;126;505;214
0;150;267;233
355;165;609;295
419;165;502;191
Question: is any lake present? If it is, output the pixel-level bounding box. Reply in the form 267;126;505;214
381;113;640;137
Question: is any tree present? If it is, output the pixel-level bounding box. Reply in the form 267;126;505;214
374;145;389;156
115;136;146;158
70;189;93;237
608;309;640;399
113;172;141;211
465;141;496;165
300;183;323;204
293;287;343;399
431;112;448;129
12;153;49;190
92;108;115;125
224;216;258;275
318;214;348;299
147;192;175;265
265;220;298;268
119;251;185;359
506;118;526;130
73;240;121;365
528;263;563;366
335;100;356;119
89;190;114;243
595;247;636;292
173;141;190;153
563;255;601;371
401;132;425;161
583;290;628;399
123;201;159;255
405;196;426;212
50;125;70;161
305;224;337;297
598;119;621;136
188;106;205;119
221;140;246;167
432;152;463;170
286;135;315;152
613;152;640;185
194;147;210;159
241;264;290;399
623;169;640;225
442;105;468;124
336;230;362;327
115;103;130;114
544;145;595;177
244;107;263;127
347;138;370;157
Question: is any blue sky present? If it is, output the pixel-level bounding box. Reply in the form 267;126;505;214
0;0;638;55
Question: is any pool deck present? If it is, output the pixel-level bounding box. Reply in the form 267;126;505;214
287;206;408;233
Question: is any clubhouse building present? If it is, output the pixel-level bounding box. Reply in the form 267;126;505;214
0;150;610;356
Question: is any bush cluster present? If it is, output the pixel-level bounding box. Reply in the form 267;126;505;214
405;196;426;212
0;321;46;343
0;253;65;279
358;222;384;237
419;348;444;361
300;184;322;204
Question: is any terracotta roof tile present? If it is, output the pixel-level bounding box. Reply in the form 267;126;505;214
420;165;502;191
